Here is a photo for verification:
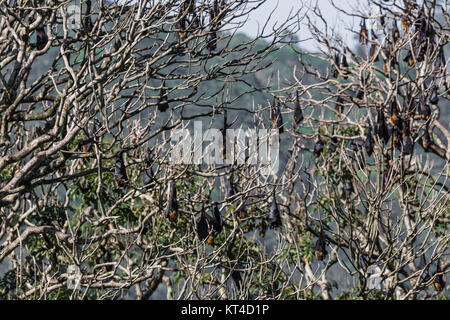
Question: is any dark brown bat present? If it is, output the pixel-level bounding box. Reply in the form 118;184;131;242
114;148;128;188
35;25;48;50
314;227;327;261
420;129;431;151
206;205;223;244
432;259;446;292
165;181;178;223
428;85;439;105
401;122;414;155
270;100;284;134
142;149;154;186
359;19;368;45
293;90;303;124
313;138;324;157
364;125;374;156
417;96;431;120
335;95;344;114
268;192;282;229
341;51;349;79
388;100;399;126
157;82;169;112
392;21;400;43
197;209;209;241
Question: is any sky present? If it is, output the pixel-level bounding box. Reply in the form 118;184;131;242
237;0;364;52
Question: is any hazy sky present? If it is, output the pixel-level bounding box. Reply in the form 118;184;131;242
238;0;362;52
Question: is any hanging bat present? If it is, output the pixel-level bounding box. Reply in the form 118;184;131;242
35;25;48;50
157;82;169;112
206;205;223;244
332;52;340;78
293;90;303;124
142;149;154;186
268;192;282;229
329;136;338;153
313;138;324;157
417;96;431;120
183;0;195;13
340;51;349;79
401;9;410;30
420;129;431;151
165;181;178;223
388;100;399;126
335;95;344;114
418;254;431;284
114;148;128;188
432;259;446;292
392;21;400;43
206;29;217;51
270;100;284;134
197;208;209;241
364;126;374;156
314;227;327;261
401;122;414;155
379;7;385;28
428;85;439;105
359;19;368;45
403;50;415;67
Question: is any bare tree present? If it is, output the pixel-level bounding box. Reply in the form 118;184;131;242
0;0;448;301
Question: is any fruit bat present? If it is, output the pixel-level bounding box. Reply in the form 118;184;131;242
403;50;415;67
313;138;324;157
206;205;223;244
359;19;368;45
157;82;169;112
388;100;399;126
364;127;374;157
142;151;154;186
332;52;340;78
191;12;200;30
270;100;284;134
401;124;414;155
392;21;400;43
428;85;439;105
206;29;217;51
329;136;338;153
379;7;385;28
165;182;178;223
197;209;209;241
183;0;195;13
401;10;410;30
335;95;344;114
417;96;431;120
314;228;327;261
176;17;186;40
114;148;128;188
432;259;445;292
259;225;266;238
36;25;48;50
340;51;349;79
268;192;282;229
391;125;403;151
420;129;431;151
418;254;431;284
293;90;303;124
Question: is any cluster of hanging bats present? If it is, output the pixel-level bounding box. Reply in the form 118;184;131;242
28;0;443;292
